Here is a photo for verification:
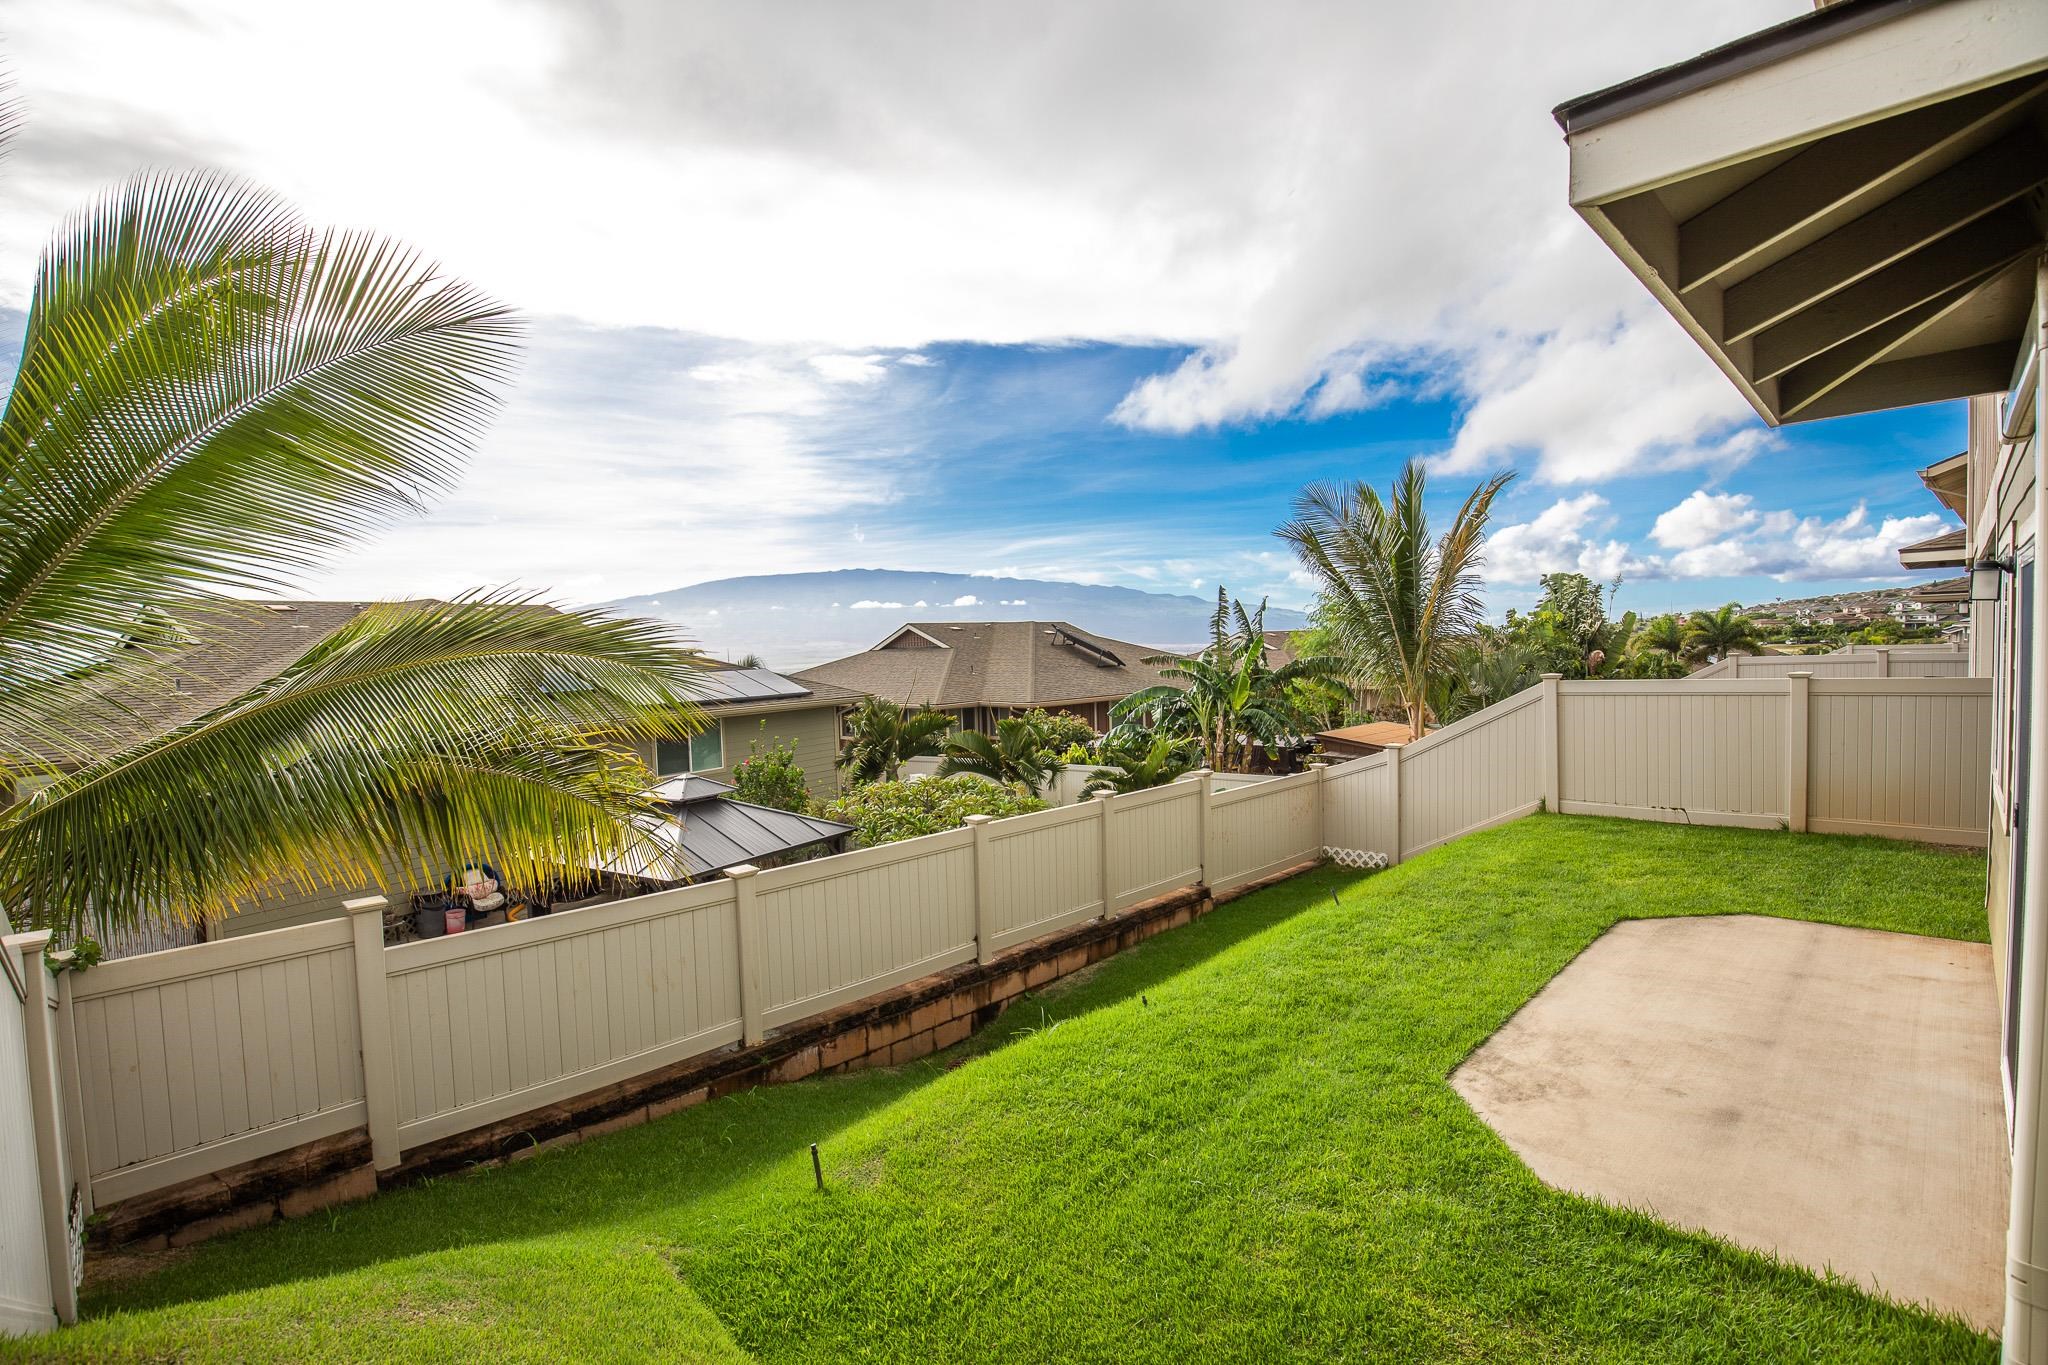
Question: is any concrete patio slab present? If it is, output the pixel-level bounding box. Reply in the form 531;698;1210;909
1452;915;2007;1332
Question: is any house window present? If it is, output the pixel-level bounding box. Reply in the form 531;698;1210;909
656;726;725;775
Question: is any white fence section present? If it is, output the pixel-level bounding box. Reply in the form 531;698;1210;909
16;671;1993;1264
0;925;79;1335
1690;645;1969;680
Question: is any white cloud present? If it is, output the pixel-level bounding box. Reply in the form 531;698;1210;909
952;594;979;606
1661;502;1950;582
849;600;906;610
1651;490;1763;550
2;0;1791;498
1485;494;1661;585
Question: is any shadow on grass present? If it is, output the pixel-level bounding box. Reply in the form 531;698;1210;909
87;865;1340;1317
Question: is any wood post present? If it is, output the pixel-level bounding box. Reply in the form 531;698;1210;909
12;931;76;1325
724;866;765;1045
966;814;996;963
1785;672;1812;833
1094;791;1115;919
1539;673;1564;813
344;897;400;1171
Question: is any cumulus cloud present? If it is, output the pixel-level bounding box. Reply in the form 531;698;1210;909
849;600;907;610
1660;501;1950;582
952;594;979;606
1651;491;1762;551
1484;495;1661;584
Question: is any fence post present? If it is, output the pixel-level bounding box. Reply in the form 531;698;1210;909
1180;768;1212;890
1388;748;1404;866
50;962;89;1217
966;815;997;963
1308;760;1329;858
344;897;400;1171
1873;647;1891;678
1539;673;1563;813
1785;671;1812;833
1200;769;1221;889
1094;791;1115;918
13;931;76;1325
725;866;765;1045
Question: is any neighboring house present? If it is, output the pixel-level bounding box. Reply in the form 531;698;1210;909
794;621;1184;735
628;663;864;803
1552;0;2044;1341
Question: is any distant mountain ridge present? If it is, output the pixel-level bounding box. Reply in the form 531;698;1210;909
604;569;1310;670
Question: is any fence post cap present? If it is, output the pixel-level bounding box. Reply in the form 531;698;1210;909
342;895;390;916
1788;670;1814;679
723;864;761;879
1539;672;1564;681
1091;789;1113;801
963;814;995;825
4;928;52;952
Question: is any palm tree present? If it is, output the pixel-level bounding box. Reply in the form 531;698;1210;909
1279;461;1513;739
1631;613;1686;659
1112;590;1343;772
836;697;954;784
0;165;707;938
1081;733;1198;797
1682;605;1764;664
937;714;1066;794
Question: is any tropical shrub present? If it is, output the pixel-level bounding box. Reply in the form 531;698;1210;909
837;697;954;784
939;714;1067;793
1014;708;1095;752
1113;589;1343;771
819;776;1044;848
1082;734;1199;796
729;727;812;813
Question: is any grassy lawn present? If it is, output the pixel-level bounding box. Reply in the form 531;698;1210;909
15;815;1994;1363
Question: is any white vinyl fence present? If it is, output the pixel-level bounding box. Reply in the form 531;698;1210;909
1690;645;1969;679
5;671;1993;1293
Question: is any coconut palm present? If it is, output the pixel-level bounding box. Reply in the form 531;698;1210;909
1682;605;1765;664
1279;461;1513;739
836;697;954;784
1111;590;1343;772
937;714;1067;794
1630;613;1686;659
1081;733;1198;797
0;163;708;937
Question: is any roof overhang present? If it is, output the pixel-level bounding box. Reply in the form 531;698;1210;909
1917;450;1971;516
1898;527;1969;568
1557;0;2048;425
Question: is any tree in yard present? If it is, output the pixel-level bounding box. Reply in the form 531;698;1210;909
1081;733;1199;797
1110;589;1343;772
835;697;954;784
1278;461;1512;739
1682;605;1765;664
0;128;707;939
729;726;812;814
1012;707;1095;754
938;714;1067;794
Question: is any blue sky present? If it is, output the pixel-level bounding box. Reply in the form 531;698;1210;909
0;0;1965;623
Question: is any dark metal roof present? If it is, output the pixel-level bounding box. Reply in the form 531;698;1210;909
1553;0;1952;133
599;781;854;881
648;773;736;804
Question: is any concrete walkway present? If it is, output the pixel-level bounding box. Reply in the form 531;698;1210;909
1452;915;2008;1332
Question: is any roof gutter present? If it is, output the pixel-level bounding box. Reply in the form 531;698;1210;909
1553;0;1954;133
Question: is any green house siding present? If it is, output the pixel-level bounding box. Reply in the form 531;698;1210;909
644;704;844;802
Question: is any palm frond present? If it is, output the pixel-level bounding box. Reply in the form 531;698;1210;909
0;172;519;751
0;596;705;934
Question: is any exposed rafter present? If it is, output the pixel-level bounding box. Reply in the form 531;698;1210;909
1749;209;2038;381
1722;127;2048;342
1789;342;2016;423
1776;275;1996;417
1678;76;2048;291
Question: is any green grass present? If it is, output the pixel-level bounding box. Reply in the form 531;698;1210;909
17;815;1994;1363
